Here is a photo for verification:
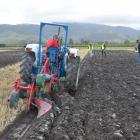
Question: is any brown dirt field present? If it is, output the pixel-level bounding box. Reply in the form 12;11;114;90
0;49;23;68
1;50;140;140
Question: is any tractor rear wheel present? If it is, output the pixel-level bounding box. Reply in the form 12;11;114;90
19;52;35;84
65;56;80;96
19;52;35;99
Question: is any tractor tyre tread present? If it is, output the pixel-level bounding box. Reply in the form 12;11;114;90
65;56;80;96
19;52;34;84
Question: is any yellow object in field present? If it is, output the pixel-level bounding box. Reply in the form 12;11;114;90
88;45;91;50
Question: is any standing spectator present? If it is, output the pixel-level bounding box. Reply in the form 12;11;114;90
91;42;96;56
88;43;92;50
101;42;107;56
136;40;140;63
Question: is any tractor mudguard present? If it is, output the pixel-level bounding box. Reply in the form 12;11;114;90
25;43;41;66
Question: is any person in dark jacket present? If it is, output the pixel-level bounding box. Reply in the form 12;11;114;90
136;40;140;63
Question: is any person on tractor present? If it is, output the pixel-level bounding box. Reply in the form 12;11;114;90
46;35;59;49
45;35;64;56
45;35;63;74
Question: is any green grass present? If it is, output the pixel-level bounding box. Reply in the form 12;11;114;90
0;43;136;51
74;44;136;51
0;47;22;50
106;47;135;51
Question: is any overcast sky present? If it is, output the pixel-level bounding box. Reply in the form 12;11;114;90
0;0;140;29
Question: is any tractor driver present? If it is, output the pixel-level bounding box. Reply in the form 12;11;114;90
45;35;60;57
45;35;62;74
46;35;59;49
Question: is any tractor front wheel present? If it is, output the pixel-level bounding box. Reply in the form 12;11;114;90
9;91;19;108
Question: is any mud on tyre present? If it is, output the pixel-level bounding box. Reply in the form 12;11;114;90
65;56;80;96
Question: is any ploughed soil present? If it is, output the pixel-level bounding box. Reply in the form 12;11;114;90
1;50;140;140
0;49;23;67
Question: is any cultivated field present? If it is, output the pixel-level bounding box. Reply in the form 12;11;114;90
0;48;88;133
0;46;140;139
0;49;22;67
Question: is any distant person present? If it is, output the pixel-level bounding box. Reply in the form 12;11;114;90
91;42;96;56
135;42;138;52
88;43;92;50
101;42;107;56
136;40;140;63
88;43;95;57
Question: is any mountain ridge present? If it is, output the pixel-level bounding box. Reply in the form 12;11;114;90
0;23;139;45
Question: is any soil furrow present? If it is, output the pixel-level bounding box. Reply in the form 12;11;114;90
1;51;140;140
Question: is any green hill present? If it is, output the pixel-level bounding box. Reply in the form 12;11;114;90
0;23;140;45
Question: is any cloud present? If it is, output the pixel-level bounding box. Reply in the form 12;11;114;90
92;16;140;24
85;15;140;29
0;0;140;29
